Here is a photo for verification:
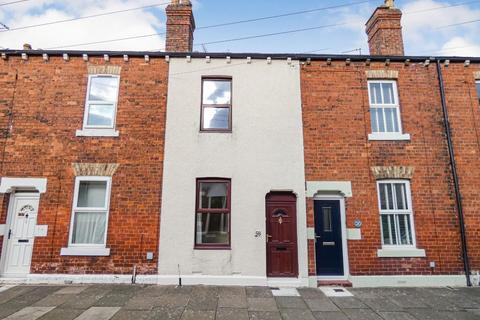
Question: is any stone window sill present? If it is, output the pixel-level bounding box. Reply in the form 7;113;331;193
60;247;110;256
76;129;119;137
368;133;411;141
377;248;426;258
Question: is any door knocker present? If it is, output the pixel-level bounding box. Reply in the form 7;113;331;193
278;216;283;225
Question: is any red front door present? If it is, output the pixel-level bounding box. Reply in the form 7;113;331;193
266;192;298;277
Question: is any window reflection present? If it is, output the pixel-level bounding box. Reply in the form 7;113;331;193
202;80;231;105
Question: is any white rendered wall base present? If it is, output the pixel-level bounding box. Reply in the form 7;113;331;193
350;275;467;287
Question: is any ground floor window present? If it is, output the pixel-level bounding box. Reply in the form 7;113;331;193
376;180;416;247
195;178;231;248
69;176;111;247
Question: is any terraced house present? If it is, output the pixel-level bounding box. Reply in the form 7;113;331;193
0;0;479;288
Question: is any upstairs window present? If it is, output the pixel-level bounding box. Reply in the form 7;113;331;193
195;178;231;249
377;180;416;247
77;75;120;137
201;78;232;132
476;81;480;105
368;80;409;140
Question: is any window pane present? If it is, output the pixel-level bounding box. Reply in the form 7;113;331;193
200;182;228;209
377;108;385;132
77;181;107;208
370;83;382;104
196;213;229;244
380;183;394;210
202;80;231;104
385;108;395;132
398;214;413;245
322;207;332;232
89;77;118;101
370;108;379;132
87;104;115;127
381;214;397;245
382;83;395;104
72;211;106;244
203;107;230;130
394;183;408;210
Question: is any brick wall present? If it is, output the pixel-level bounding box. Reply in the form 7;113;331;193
442;63;480;272
366;7;404;56
165;3;195;52
0;55;168;275
301;60;467;276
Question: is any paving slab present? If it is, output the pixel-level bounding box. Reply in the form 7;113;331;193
246;287;273;298
37;308;85;320
304;298;340;312
330;297;367;309
342;308;383;320
135;285;168;298
53;287;87;295
0;305;23;319
152;294;190;308
32;294;73;307
179;310;215;320
123;296;161;310
388;295;429;309
378;312;417;320
406;308;452;320
247;298;278;312
218;294;247;308
0;286;37;304
73;307;121;320
4;306;55;320
216;308;249;320
151;307;186;320
443;311;480;320
186;294;218;311
109;309;162;320
218;286;246;297
361;298;404;312
93;292;134;307
248;311;282;320
275;296;308;309
298;288;327;299
280;308;316;320
312;311;349;320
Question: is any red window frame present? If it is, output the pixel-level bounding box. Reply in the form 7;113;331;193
194;178;231;249
200;77;233;132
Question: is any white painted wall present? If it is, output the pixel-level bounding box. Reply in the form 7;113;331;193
159;58;307;285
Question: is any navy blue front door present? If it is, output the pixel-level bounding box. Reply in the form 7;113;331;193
314;200;344;276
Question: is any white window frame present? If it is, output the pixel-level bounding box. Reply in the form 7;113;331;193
61;176;112;256
76;74;120;137
376;180;417;248
368;80;410;141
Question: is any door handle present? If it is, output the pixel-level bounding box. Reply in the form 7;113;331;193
8;229;12;239
323;241;335;246
266;234;272;243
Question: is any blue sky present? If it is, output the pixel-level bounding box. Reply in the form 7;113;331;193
0;0;479;56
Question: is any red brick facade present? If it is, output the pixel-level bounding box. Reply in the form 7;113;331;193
0;55;168;275
442;63;480;272
301;59;480;278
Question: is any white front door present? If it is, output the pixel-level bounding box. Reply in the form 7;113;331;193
2;193;39;276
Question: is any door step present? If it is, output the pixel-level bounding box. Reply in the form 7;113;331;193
317;280;352;287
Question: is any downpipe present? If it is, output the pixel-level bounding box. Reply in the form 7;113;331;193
436;60;472;287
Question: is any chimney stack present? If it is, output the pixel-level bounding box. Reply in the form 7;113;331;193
365;0;404;56
165;0;195;52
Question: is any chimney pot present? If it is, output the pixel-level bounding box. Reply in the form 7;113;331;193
365;1;404;56
23;43;32;50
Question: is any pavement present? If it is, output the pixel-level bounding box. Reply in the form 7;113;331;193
0;284;479;319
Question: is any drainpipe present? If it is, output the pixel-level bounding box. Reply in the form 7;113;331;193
436;60;472;287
